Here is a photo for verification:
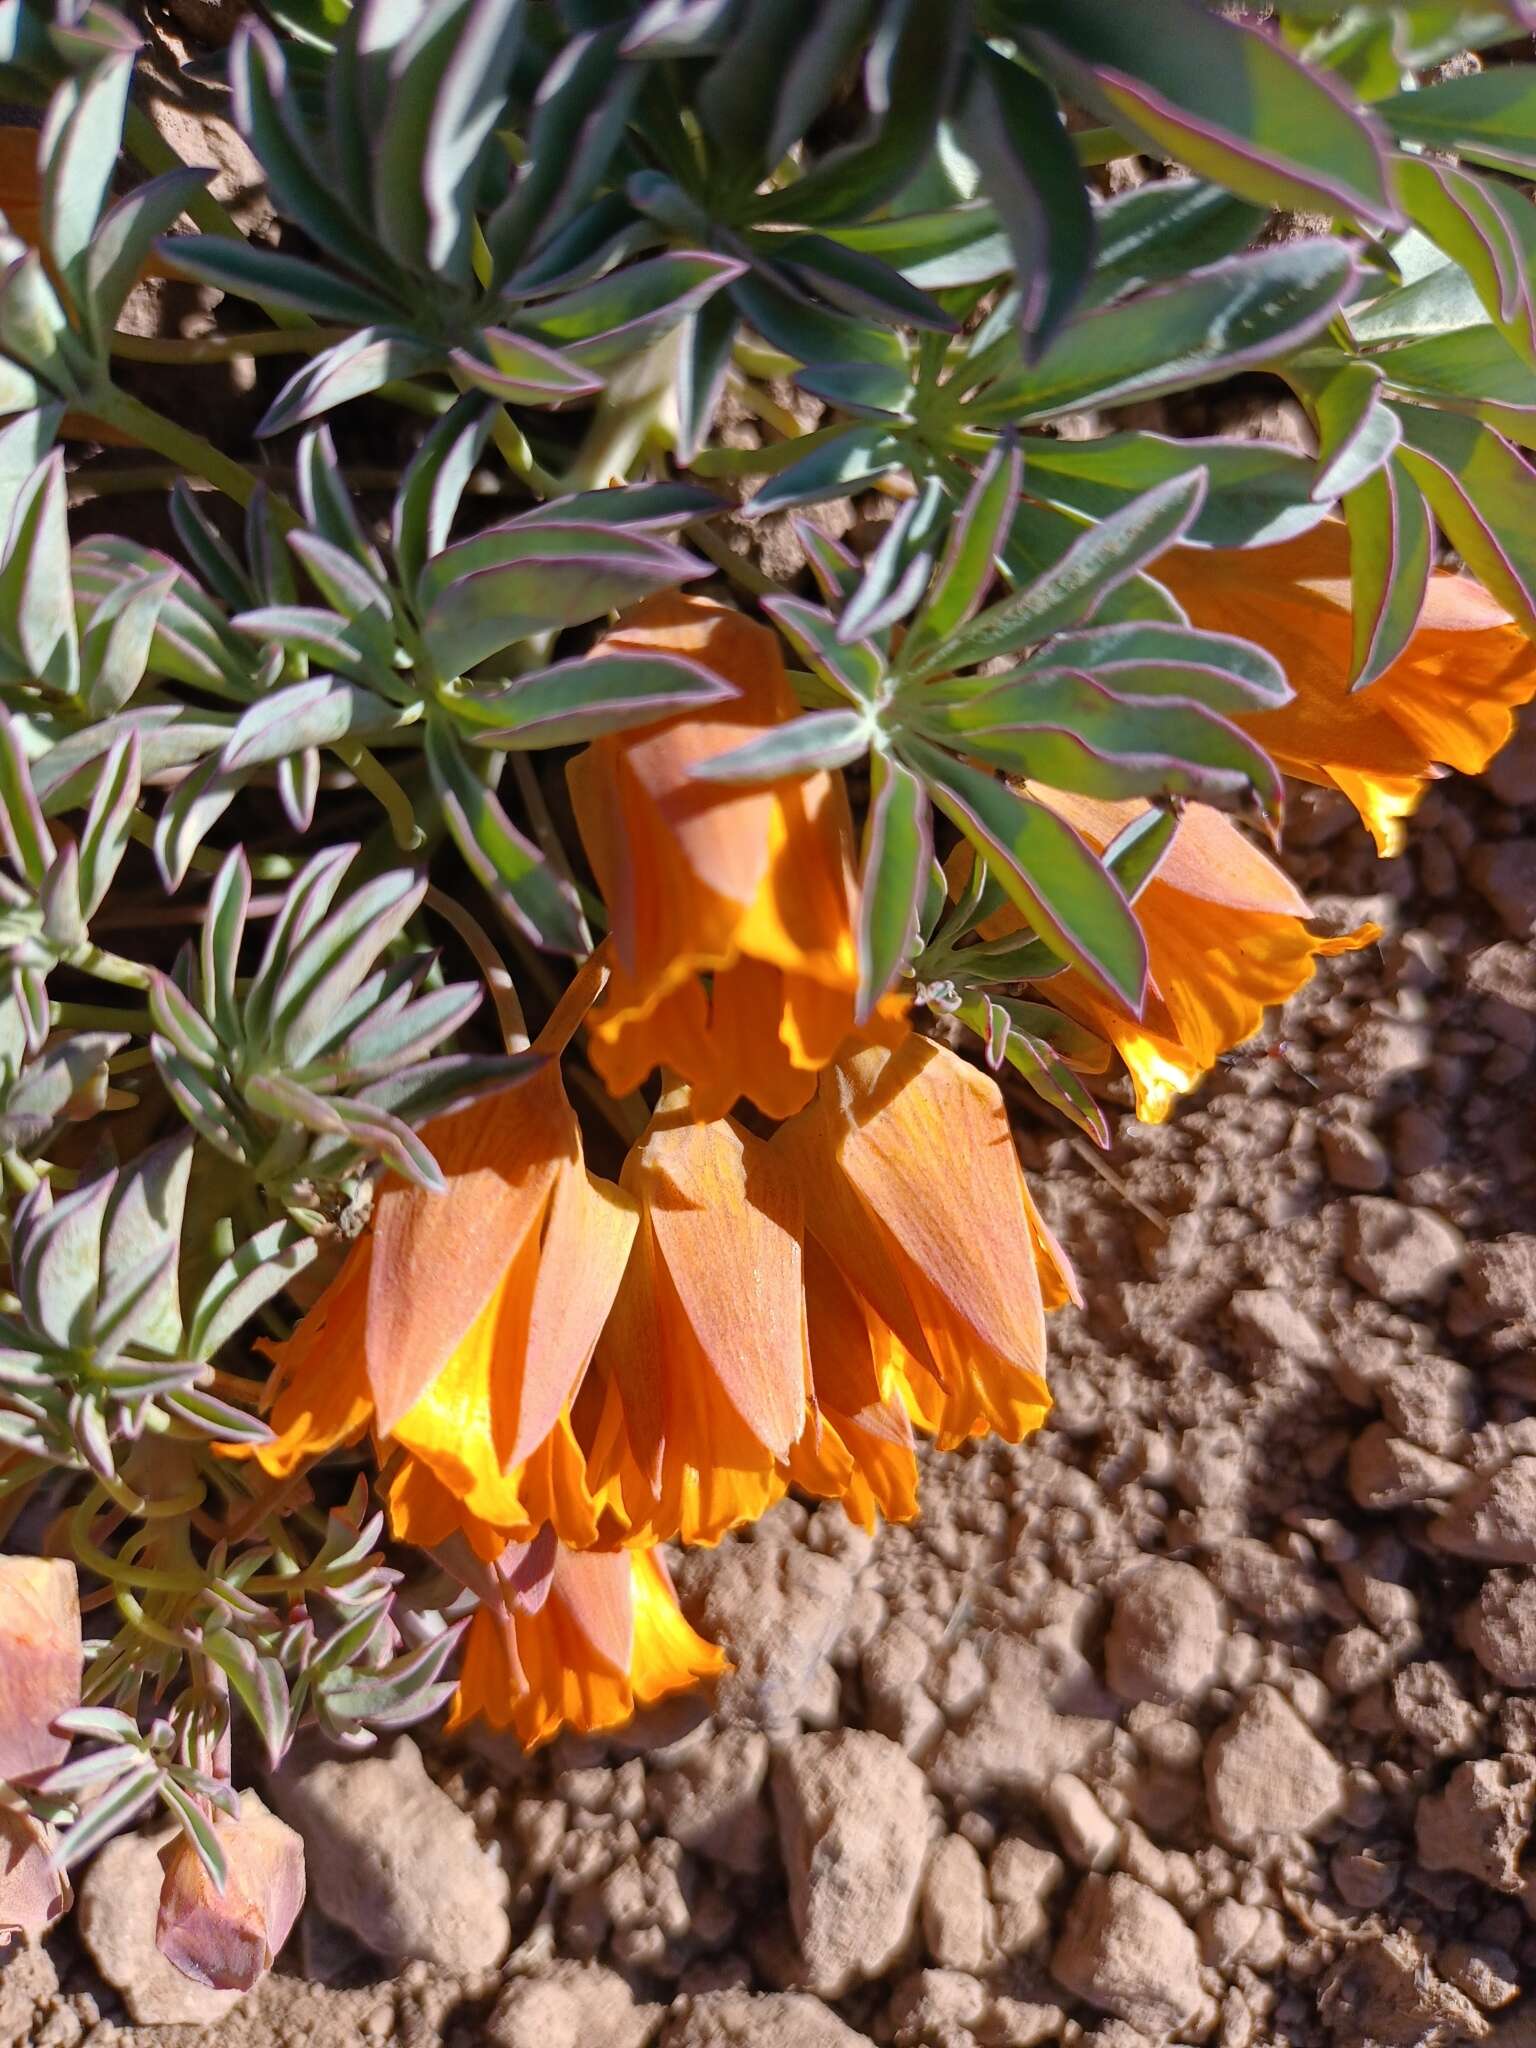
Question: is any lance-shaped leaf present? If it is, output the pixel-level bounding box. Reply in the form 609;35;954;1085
1085;178;1266;311
915;471;1207;677
932;668;1285;827
1378;65;1536;177
450;327;604;406
1394;153;1536;372
0;1030;125;1151
218;678;402;768
959;994;1111;1147
1343;454;1433;692
1031;621;1292;715
762;593;885;705
404;0;526;281
857;751;930;1020
1018;0;1398;228
904;438;1022;666
258;328;437;438
744;423;909;518
1023;431;1328;550
1393;404;1536;639
689;708;872;785
88;167;210;332
425;715;586;952
0;449;77;696
392;394;495;602
520;250;744;370
465;650;735;749
964;241;1357;425
1289;357;1401;503
904;739;1147;1013
156;236;400;326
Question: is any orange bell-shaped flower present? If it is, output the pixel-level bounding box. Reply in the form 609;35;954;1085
447;1541;724;1749
774;1038;1067;1452
155;1795;305;1993
255;1063;636;1558
976;791;1380;1124
1156;520;1536;855
567;594;903;1121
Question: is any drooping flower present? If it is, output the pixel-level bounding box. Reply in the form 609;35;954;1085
155;1793;305;1992
567;594;904;1121
582;1090;815;1546
447;1537;724;1750
1156;521;1536;854
0;1556;80;1945
965;792;1379;1124
255;1064;637;1557
773;1038;1068;1453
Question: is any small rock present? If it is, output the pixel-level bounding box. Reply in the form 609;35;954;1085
1389;1662;1481;1758
77;1824;243;2027
487;1963;662;2048
1468;840;1536;938
1415;1756;1536;1894
1343;1198;1464;1306
269;1736;509;1972
930;1638;1110;1799
773;1730;929;1997
1104;1560;1224;1707
861;1623;943;1758
1335;1015;1432;1091
1319;1927;1490;2045
1464;1570;1536;1687
1204;1685;1345;1849
1045;1774;1120;1871
1347;1423;1465;1510
988;1838;1064;1958
1438;1940;1520;2012
650;1728;772;1876
661;1989;875;2047
673;1543;853;1735
1430;1457;1536;1563
1321;1121;1391;1192
1197;1899;1284;1974
1448;1233;1536;1338
1225;1289;1331;1365
1051;1872;1203;2037
921;1835;992;1974
886;1969;986;2047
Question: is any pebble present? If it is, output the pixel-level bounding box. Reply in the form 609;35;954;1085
1347;1423;1466;1509
1415;1756;1536;1893
772;1730;929;1997
649;1728;772;1876
487;1963;660;2048
1103;1560;1224;1707
673;1543;853;1736
268;1737;510;1972
988;1838;1064;1958
1430;1457;1536;1563
1050;1872;1204;2037
1468;839;1536;936
1203;1685;1345;1849
1342;1197;1465;1305
1463;1571;1536;1688
661;1988;875;2047
920;1835;992;1973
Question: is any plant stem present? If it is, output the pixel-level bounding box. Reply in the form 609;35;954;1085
424;885;530;1053
336;744;426;851
50;1001;153;1031
86;387;297;524
686;518;779;598
110;326;351;365
69;943;152;991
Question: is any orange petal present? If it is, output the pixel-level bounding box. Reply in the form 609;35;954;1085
0;1557;81;1786
0;1803;67;1941
255;1243;374;1479
156;1796;305;1993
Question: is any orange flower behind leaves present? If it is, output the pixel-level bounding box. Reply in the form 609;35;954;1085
568;595;904;1121
448;1545;724;1750
979;792;1380;1125
0;1555;81;1786
1156;521;1536;855
774;1039;1066;1454
255;1064;637;1557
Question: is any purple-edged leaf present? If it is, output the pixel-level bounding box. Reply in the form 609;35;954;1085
228;606;386;685
296;425;385;577
1394;153;1536;371
337;982;480;1077
838;476;948;642
88;168;210;329
450;329;604;406
186;1218;317;1362
857;751;929;1021
937;668;1284;827
920;471;1207;677
906;439;1021;662
1023;432;1328;550
745;425;908;519
270;867;425;1053
730;268;912;402
967;241;1357;427
676;291;738;466
1344;451;1434;692
392;393;495;601
762;594;885;705
76;730;139;919
905;737;1147;1013
507;481;721;532
154;754;244;892
622;0;736;56
1019;0;1398;229
257;329;437;438
1288;358;1400;503
426;716;586;953
39;40;134;287
415;0;526;278
691;709;871;785
158;1384;278;1444
1378;66;1536;177
1376;325;1536;454
277;748;320;833
1;450;77;698
1104;803;1179;903
963;47;1095;357
1084;178;1266;312
156;235;399;325
769;231;954;333
219;678;400;769
1034;621;1291;714
1393;404;1536;638
520;251;744;370
421;527;705;676
464;650;734;748
794;521;863;606
0;708;49;886
961;996;1110;1147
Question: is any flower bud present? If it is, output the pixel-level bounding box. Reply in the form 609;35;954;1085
155;1794;305;1992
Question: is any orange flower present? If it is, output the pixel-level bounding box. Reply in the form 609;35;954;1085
255;1064;637;1557
774;1038;1068;1453
156;1794;305;1992
447;1542;724;1749
0;1555;81;1786
582;1092;810;1546
978;791;1379;1124
567;594;904;1121
1156;521;1536;854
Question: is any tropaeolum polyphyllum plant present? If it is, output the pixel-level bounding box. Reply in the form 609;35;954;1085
3;0;1536;1995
